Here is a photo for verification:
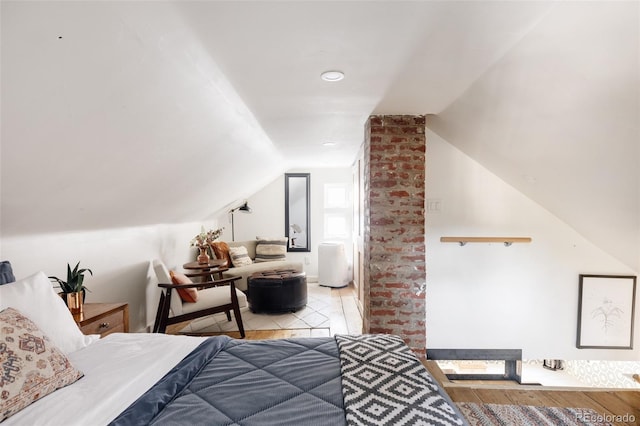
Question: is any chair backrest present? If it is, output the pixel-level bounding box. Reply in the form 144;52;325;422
152;259;183;317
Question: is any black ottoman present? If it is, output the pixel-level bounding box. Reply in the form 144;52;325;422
247;270;307;313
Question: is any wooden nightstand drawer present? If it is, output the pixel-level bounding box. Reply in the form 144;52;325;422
75;303;129;338
79;310;124;336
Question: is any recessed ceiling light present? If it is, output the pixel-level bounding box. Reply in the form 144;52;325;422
323;141;337;146
320;70;344;82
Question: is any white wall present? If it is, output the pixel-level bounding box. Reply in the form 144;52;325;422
0;221;219;332
0;168;353;334
217;168;354;280
426;129;639;360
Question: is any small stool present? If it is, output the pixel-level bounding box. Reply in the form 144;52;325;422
247;270;307;313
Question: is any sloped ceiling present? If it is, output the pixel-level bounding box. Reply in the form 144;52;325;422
426;1;639;272
1;1;638;271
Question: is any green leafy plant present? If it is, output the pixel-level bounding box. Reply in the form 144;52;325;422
48;262;93;294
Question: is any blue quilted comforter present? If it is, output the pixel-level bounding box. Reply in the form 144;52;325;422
110;335;467;426
111;336;346;425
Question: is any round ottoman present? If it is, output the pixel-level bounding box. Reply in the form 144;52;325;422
247;270;307;313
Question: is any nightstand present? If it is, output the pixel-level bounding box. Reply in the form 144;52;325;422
74;302;129;337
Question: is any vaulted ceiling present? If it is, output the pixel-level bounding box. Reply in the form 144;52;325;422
2;1;638;271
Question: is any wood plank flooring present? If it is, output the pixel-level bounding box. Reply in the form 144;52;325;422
328;283;363;336
424;361;640;426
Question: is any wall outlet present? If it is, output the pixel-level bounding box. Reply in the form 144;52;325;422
426;198;442;213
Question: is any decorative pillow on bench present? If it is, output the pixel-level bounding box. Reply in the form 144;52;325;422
255;237;288;262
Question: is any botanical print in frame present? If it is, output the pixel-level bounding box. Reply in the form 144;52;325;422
577;274;636;349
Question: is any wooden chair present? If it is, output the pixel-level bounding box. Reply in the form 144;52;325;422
152;260;246;338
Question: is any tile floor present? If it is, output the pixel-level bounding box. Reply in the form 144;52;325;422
178;281;362;337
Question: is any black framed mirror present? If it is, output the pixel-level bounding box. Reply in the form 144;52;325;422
285;173;310;252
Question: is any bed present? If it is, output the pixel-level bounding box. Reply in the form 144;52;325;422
0;272;468;425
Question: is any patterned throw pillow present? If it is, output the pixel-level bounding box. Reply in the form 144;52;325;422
0;307;84;422
255;238;288;262
229;246;253;267
169;271;198;303
210;242;232;267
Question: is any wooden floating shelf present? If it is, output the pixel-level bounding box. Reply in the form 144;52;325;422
440;237;532;246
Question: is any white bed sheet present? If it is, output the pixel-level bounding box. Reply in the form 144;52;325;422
4;332;207;426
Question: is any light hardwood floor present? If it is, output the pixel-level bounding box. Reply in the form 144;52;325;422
424;361;640;426
166;283;362;339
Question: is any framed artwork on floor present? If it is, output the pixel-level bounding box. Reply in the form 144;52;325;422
576;274;636;349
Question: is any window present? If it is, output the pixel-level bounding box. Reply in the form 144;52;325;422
324;184;348;209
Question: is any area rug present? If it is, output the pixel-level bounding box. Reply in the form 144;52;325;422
456;402;613;426
178;282;332;334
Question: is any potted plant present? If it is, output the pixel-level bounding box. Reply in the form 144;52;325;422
48;262;93;315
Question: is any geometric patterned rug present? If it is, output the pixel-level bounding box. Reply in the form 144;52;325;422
177;282;332;334
456;402;614;426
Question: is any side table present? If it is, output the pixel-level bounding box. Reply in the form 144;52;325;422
183;259;228;282
74;302;129;337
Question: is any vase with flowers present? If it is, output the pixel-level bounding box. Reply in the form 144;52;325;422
191;226;224;264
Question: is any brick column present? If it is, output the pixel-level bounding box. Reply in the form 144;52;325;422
363;115;426;358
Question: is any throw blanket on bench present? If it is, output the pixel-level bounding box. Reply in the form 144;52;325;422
336;334;467;426
111;335;466;426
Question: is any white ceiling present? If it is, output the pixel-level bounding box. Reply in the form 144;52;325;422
1;1;638;271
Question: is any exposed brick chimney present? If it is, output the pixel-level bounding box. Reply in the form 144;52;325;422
362;115;426;358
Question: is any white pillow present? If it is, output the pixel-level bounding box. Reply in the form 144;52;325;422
254;237;288;262
229;246;253;267
0;271;98;354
